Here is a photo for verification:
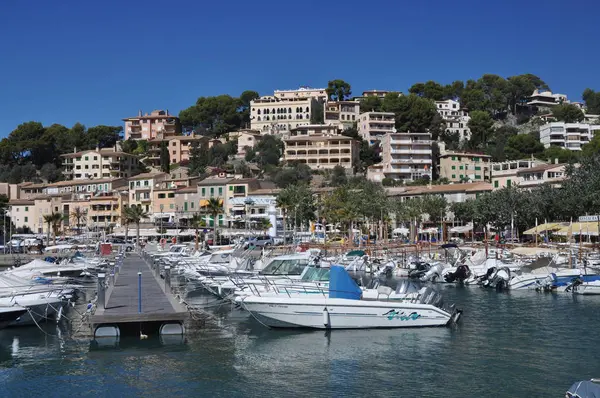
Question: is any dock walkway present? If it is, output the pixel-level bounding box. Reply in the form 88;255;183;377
91;254;187;325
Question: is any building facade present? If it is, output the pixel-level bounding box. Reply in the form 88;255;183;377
324;101;360;130
146;135;209;167
539;122;600;151
491;159;548;189
527;90;569;108
250;96;316;134
438;152;492;183
123;110;181;140
370;132;433;182
273;87;328;101
284;131;360;171
435;99;471;141
128;172;169;214
357;112;395;144
61;148;141;180
516;164;566;189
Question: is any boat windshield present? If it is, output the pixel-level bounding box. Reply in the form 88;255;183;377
301;267;330;281
260;259;308;275
208;252;232;264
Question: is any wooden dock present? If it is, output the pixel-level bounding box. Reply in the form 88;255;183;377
90;253;187;337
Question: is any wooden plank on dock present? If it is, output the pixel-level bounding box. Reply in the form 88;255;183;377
91;254;187;325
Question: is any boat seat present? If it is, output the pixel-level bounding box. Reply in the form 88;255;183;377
377;285;394;300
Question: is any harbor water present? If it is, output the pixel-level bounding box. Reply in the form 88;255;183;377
1;286;598;397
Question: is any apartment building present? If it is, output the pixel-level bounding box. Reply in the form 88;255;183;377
250;95;316;134
491;159;548;189
438;152;492;183
369;132;433;182
539;122;600;151
362;90;393;98
527;90;569;108
387;182;493;205
516;163;566;189
284;132;360;171
435;99;471;141
9;199;36;233
288;124;340;137
88;191;128;230
61;148;141;180
357;112;395;144
228;130;262;157
146;135;210;167
123;110;181;140
128;172;169;214
324;101;360;130
273;87;328;101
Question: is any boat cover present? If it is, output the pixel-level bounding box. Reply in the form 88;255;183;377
567;381;600;398
329;266;362;300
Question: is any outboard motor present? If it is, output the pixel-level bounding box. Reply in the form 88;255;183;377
420;263;444;283
491;267;511;291
444;264;472;283
396;279;420;295
536;272;558;292
477;267;497;286
408;262;431;279
565;277;584;293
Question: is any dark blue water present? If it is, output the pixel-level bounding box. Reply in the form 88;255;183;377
1;287;599;397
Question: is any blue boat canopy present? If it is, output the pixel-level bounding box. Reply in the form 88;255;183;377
329;265;362;300
567;381;600;398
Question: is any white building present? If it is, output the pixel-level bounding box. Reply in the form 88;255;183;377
357;112;396;145
539;122;600;151
527;89;569;107
250;96;316;134
435;99;471;141
368;132;433;182
274;87;328;101
491;159;547;189
324;101;360;130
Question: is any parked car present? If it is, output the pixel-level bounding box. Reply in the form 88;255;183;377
243;236;274;249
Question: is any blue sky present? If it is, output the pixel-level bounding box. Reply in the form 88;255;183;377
1;0;599;135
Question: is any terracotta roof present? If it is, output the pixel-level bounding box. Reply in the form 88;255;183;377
387;183;493;197
9;199;34;205
516;164;565;175
440;152;491;158
197;178;233;186
175;186;197;193
285;135;356;142
128;172;168;180
60;149;134;158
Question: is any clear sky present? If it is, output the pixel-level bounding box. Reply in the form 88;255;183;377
1;0;599;135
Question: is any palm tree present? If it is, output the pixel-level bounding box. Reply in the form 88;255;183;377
70;207;87;235
124;206;149;248
203;198;223;245
43;212;63;245
258;218;272;235
277;186;297;243
190;212;206;251
121;208;135;243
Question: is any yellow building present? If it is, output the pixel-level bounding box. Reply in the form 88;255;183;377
438;152;492;183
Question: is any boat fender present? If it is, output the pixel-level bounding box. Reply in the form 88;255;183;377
56;306;63;323
323;307;330;328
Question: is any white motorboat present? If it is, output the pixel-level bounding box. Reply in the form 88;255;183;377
238;266;461;329
0;306;28;329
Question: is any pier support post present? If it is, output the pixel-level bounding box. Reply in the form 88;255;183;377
165;266;171;293
138;271;142;313
97;273;106;310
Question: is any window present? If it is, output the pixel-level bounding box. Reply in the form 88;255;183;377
94;156;98;160
84;156;88;161
451;174;456;179
218;187;223;196
451;166;456;170
459;175;464;179
172;142;176;146
210;187;214;196
172;151;176;155
475;175;481;179
191;202;194;209
130;182;134;189
202;188;206;196
76;157;81;161
451;156;456;161
507;179;512;187
158;193;166;199
168;193;175;198
475;166;481;171
459;166;464;170
169;204;174;209
144;180;149;187
25;206;28;211
494;180;499;188
136;181;140;187
24;217;28;222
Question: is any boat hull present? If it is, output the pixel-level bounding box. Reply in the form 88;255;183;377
240;297;454;329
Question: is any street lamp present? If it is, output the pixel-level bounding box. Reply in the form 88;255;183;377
160;204;164;242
